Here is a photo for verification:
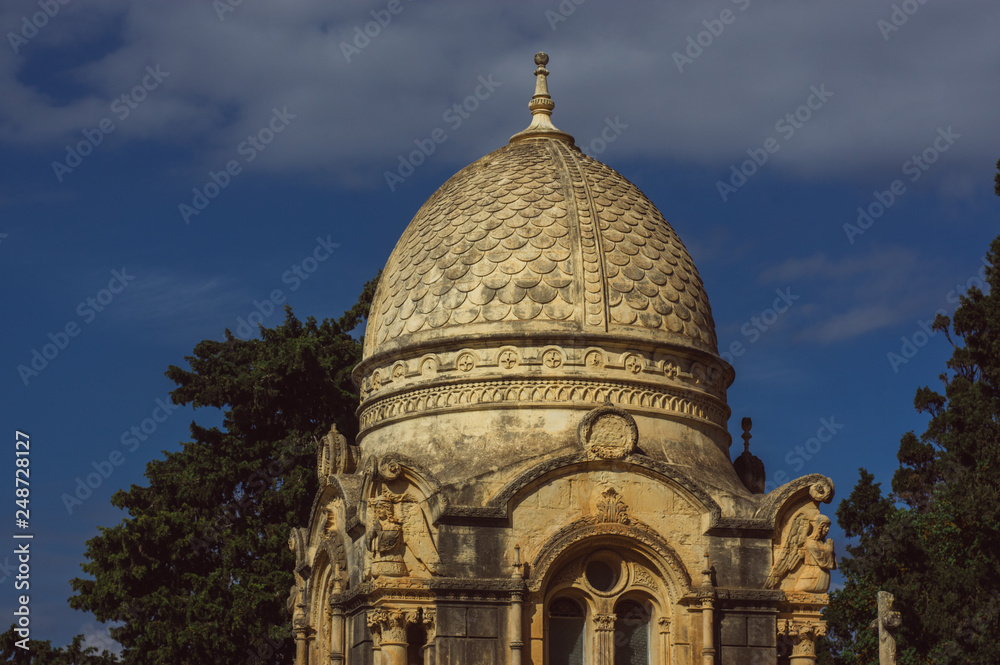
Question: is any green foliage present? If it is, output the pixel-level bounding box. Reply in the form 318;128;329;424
825;231;1000;664
68;277;377;665
0;626;118;664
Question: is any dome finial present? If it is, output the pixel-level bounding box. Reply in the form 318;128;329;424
509;52;574;145
741;416;753;453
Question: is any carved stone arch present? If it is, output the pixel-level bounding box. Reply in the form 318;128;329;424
528;519;693;602
487;453;722;525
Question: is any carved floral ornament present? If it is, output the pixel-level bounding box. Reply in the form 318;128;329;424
596;487;630;524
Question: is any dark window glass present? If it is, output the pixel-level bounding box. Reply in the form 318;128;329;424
585;559;617;591
614;599;649;665
549;597;585;665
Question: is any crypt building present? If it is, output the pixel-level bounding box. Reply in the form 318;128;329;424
289;54;836;665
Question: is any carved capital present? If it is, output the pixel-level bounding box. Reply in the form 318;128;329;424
367;608;419;645
594;614;616;632
778;619;826;659
422;608;437;642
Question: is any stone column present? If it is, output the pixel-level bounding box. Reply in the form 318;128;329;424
293;614;310;665
509;593;524;665
367;609;416;665
701;601;715;665
328;597;345;664
594;614;616;665
657;616;671;665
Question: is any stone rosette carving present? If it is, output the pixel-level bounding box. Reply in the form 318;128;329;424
809;478;834;503
577;405;638;459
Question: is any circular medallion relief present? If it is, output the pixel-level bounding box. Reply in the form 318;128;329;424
577;405;639;459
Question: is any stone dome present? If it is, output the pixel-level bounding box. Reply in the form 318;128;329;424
363;137;718;359
353;54;734;489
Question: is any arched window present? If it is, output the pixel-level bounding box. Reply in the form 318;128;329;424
613;599;650;665
548;597;585;665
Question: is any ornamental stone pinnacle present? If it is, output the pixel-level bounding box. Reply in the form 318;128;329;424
509;52;574;144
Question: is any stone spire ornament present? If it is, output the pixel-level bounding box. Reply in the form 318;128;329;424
733;416;766;493
509;52;575;144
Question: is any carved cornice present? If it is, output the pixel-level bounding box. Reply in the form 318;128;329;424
714;588;786;604
338;577;526;609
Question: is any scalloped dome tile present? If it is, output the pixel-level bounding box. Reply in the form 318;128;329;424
363;137;719;358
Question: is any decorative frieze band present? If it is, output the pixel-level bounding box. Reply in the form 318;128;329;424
358;343;731;403
358;376;729;433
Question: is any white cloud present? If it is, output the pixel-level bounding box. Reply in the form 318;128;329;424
1;0;997;188
79;620;122;656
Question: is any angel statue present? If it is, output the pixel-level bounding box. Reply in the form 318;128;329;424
765;513;836;593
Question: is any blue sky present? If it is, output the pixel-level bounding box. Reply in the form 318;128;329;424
1;0;997;652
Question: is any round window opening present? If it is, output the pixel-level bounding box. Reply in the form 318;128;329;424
585;559;618;592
